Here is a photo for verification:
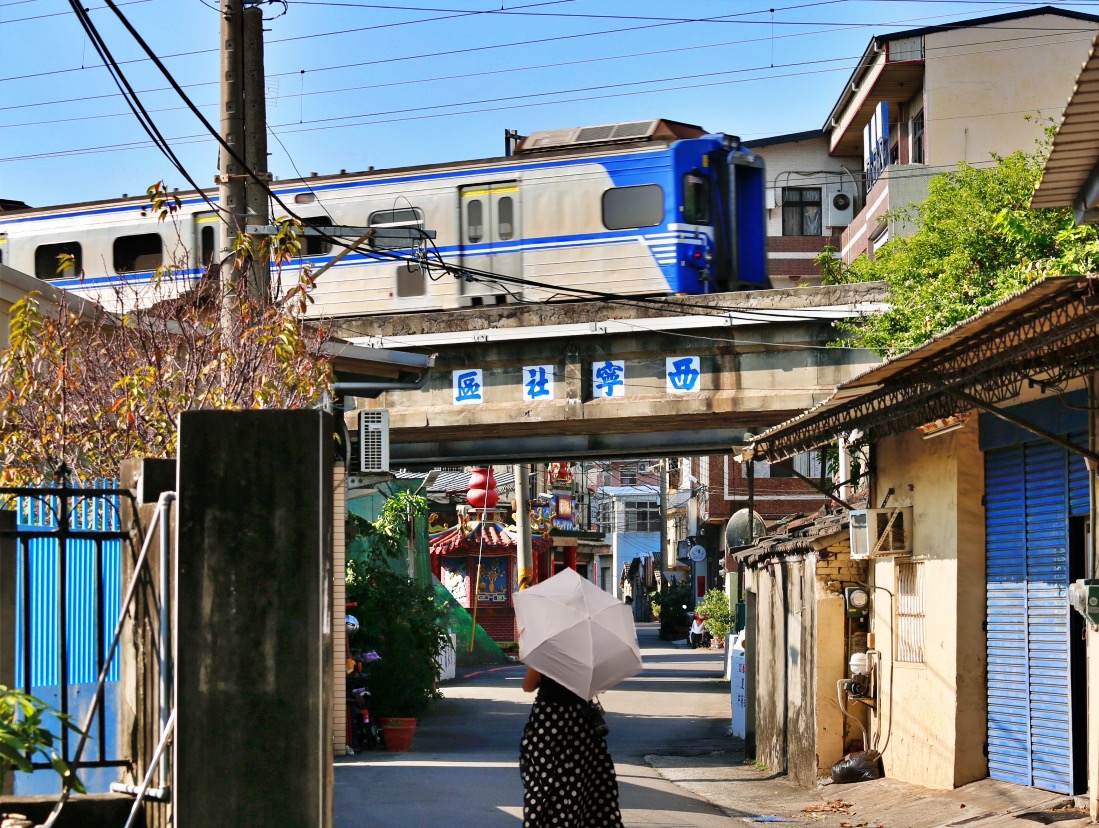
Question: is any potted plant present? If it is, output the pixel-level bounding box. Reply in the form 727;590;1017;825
346;493;449;751
695;588;734;647
0;685;84;825
653;579;691;640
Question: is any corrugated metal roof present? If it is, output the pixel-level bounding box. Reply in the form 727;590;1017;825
1032;32;1099;215
745;275;1091;461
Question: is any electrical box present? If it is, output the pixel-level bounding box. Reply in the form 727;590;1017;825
849;507;913;559
828;191;854;227
844;586;870;618
1069;579;1099;626
358;409;390;473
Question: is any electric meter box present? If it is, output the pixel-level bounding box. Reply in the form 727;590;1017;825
1069;579;1099;625
843;586;870;618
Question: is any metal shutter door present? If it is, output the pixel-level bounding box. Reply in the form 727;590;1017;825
985;446;1030;785
985;441;1075;794
1024;441;1073;793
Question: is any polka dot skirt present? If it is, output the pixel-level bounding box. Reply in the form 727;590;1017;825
519;699;623;828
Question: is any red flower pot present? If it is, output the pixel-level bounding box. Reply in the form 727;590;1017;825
380;717;417;752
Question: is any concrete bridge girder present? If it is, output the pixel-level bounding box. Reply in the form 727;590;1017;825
334;284;886;466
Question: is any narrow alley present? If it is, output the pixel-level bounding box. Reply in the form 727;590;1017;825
334;623;739;827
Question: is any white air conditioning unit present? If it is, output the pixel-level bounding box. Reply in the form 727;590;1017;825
828;190;854;227
358;409;390;473
849;507;913;559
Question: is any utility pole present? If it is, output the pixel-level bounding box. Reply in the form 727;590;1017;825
515;463;533;590
218;0;247;314
242;2;269;297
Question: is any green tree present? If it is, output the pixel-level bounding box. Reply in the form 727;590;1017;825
818;126;1099;356
695;588;734;641
0;187;333;483
345;493;450;720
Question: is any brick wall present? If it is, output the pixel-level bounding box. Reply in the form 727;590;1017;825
475;606;518;642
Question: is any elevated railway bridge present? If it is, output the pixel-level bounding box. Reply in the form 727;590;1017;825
331;283;887;468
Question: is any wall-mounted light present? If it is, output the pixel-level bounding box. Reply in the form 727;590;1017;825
917;413;969;440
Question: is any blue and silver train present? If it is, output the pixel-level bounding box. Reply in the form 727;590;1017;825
0;118;768;318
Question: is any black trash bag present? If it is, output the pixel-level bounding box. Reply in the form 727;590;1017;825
830;750;882;784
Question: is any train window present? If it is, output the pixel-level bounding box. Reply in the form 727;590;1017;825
602;184;663;230
683;172;711;225
201;226;217;268
114;233;163;273
35;242;82;280
299;215;333;256
395;264;426;297
498;196;514;240
467;200;484;243
368;207;424;250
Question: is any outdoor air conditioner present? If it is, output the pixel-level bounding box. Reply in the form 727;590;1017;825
849;507;913;559
828;190;854;227
358;409;390;473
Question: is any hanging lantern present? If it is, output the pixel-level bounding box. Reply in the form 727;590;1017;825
467;466;499;509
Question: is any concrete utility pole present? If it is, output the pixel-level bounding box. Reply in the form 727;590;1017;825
242;3;269;296
218;0;247;312
515;464;533;589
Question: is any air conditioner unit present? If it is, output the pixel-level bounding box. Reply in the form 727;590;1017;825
849;507;912;559
828;190;854;227
358;409;390;473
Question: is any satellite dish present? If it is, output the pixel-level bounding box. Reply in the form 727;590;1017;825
726;509;766;548
688;544;707;562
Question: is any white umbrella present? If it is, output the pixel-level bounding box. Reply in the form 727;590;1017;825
514;567;642;700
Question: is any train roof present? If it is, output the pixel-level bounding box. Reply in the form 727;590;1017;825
0;118;719;220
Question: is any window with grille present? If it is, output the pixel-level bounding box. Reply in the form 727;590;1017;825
896;561;925;663
781;187;822;236
618;464;638;485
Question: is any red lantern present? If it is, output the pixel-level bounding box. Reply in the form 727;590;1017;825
467;467;499;509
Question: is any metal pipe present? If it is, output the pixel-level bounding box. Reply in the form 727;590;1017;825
332;379;427;395
122;709;176;828
109;782;170;802
836;678;869;749
158;493;175;790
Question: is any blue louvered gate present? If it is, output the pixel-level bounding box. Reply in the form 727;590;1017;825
1;480;127;794
985;437;1085;794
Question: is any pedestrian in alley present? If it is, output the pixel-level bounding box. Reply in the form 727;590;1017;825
689;612;707;648
519;666;624;828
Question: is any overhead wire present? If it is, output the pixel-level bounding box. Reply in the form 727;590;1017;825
63;0;223;216
0;18;1093;144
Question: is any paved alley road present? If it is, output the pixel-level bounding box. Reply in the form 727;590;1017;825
334;623;742;827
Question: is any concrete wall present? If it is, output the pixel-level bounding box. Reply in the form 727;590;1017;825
749;135;860;288
870;419;986;789
924;16;1098;166
746;549;857;786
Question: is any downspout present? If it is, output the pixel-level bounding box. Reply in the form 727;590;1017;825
780;561;790;775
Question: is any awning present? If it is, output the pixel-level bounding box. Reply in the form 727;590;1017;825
744;275;1099;462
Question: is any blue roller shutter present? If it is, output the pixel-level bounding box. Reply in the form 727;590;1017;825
985;440;1078;795
985;446;1029;785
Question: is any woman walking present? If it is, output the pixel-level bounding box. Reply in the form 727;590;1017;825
519;666;623;827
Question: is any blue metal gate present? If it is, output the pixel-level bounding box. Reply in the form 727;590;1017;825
2;479;126;794
985;436;1085;794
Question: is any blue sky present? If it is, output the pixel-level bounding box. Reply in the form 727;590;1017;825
2;0;1099;207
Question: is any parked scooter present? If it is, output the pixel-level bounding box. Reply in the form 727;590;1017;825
345;607;382;752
